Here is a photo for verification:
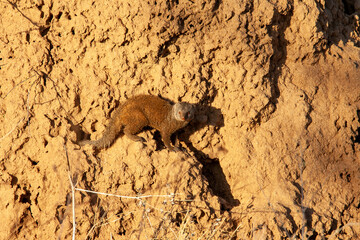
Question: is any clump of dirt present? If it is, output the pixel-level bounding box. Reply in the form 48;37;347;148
1;0;360;239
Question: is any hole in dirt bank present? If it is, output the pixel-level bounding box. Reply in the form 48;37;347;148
342;0;355;15
46;13;53;25
56;11;63;20
20;188;31;204
10;175;18;186
174;212;183;227
212;0;221;12
28;157;39;166
351;110;360;149
26;33;30;43
39;26;50;36
327;219;338;235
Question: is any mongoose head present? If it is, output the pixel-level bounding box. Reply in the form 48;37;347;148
173;102;194;122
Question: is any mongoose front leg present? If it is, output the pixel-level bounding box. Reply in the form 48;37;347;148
161;131;179;152
173;132;181;148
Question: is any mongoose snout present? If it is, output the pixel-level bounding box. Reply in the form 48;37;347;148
79;95;195;151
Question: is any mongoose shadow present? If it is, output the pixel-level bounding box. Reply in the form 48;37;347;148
175;103;240;211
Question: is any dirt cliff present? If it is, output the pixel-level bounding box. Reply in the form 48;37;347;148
1;0;360;239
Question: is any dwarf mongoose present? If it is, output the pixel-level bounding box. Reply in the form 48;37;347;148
79;95;194;151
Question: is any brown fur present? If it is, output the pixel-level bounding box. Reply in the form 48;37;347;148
79;95;194;151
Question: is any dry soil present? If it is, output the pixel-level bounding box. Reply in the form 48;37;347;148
1;0;360;239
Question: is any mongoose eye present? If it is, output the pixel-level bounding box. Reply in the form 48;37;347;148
184;111;193;121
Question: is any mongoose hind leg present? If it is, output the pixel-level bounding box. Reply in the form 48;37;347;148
122;110;148;144
161;131;179;152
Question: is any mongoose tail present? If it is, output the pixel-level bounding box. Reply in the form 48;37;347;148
79;110;123;149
